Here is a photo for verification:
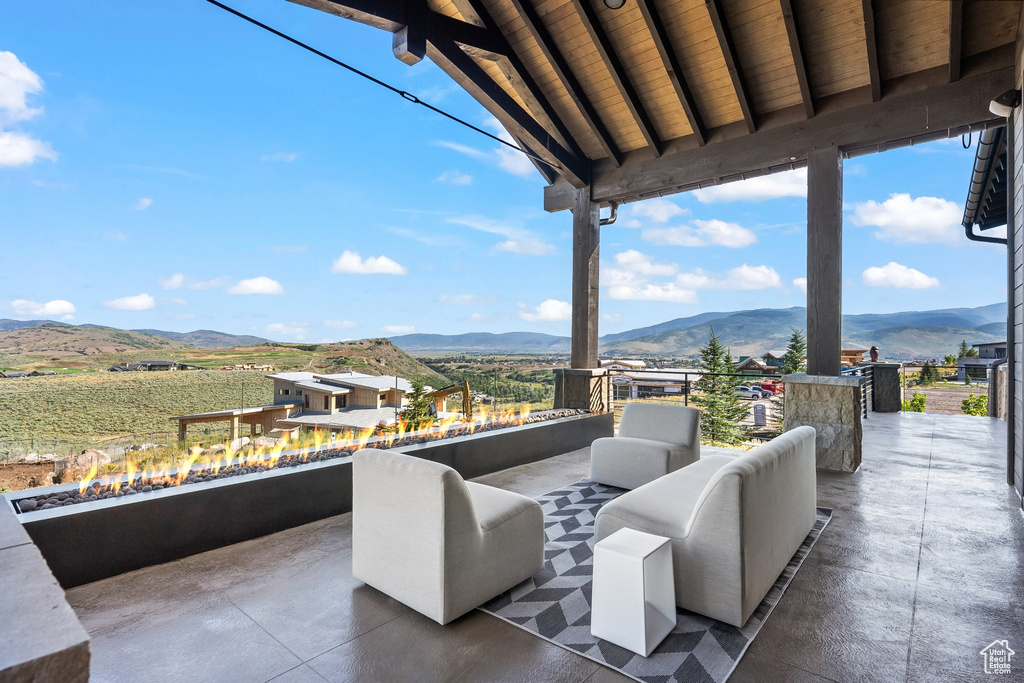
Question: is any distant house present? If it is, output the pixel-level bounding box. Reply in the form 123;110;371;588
841;349;870;366
761;352;785;368
27;370;56;377
269;371;414;432
0;371;28;379
600;359;646;371
137;360;176;371
735;357;774;376
609;367;702;400
959;341;1007;381
108;364;129;372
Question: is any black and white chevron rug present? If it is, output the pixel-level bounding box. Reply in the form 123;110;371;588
479;479;832;683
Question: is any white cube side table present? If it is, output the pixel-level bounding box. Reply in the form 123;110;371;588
590;527;676;657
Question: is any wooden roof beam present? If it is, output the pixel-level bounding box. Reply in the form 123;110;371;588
949;0;963;83
779;0;814;119
428;38;590;187
453;0;589;163
544;67;1011;210
635;0;707;145
569;0;664;156
706;0;756;133
861;0;881;101
506;0;623;166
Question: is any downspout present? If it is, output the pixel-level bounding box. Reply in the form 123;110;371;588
599;201;618;226
1008;109;1016;489
963;126;1008;245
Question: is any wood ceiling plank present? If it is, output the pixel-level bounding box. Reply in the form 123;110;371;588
568;0;664;155
963;0;1021;58
861;0;881;101
949;0;963;82
706;0;757;132
779;0;813;116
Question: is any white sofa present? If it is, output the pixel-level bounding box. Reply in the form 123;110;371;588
352;448;544;625
594;426;817;627
590;403;701;490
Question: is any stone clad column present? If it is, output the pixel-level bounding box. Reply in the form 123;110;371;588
806;146;843;377
783;374;865;472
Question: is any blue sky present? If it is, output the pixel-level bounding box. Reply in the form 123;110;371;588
1;1;1007;342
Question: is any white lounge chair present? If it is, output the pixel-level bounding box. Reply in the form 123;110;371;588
590;403;701;490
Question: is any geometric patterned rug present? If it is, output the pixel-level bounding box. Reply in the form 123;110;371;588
479;479;833;683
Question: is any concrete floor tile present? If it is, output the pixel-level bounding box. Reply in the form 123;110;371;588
225;553;410;661
729;653;840;682
267;664;331;683
748;563;916;683
811;509;923;581
584;664;635;682
86;594;301;683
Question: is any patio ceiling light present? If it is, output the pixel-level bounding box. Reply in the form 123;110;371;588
604;0;626;9
989;89;1021;117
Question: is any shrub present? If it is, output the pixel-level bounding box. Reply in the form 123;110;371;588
902;391;926;412
961;393;988;416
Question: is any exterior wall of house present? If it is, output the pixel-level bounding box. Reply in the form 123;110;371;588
1013;12;1024;499
273;380;295;404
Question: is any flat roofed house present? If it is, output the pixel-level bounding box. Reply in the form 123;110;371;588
268;371;414;432
958;341;1008;381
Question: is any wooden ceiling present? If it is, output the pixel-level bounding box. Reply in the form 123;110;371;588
291;0;1020;206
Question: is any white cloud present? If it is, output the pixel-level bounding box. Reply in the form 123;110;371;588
519;299;572;322
105;293;156;311
105;230;128;242
382;324;415;335
676;264;782;290
330;250;407;275
436;170;472;185
642;219;757;248
433;140;489;160
260;152;297;162
0;52;43;124
191;276;229;290
227;276;285;295
862;262;941;289
10;298;75;320
323;319;358;329
159;273;185;290
485;116;536;178
469;312;490;322
620;219;643;229
0;53;56;167
851;193;961;244
265;322;308;340
0;131;57;166
165;297;188;306
602;312;622;324
630;198;687;223
608;283;698;303
135;197;152;211
439;294;488;305
614;250;677;276
448;215;555;256
694;169;807;203
793;277;807;293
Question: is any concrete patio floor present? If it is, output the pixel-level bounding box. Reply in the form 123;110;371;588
66;412;1024;682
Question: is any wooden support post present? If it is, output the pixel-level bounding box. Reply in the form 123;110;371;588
230;416;240;443
178;422;187;444
571;186;600;369
806;146;843;376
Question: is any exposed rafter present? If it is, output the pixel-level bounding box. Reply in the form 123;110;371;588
949;0;963;83
569;0;664;156
705;0;756;133
506;0;623;166
779;0;814;119
635;0;707;145
453;0;588;162
429;37;590;187
861;0;881;101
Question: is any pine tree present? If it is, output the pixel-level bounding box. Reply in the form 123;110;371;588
958;340;978;358
692;329;749;445
780;329;807;375
918;360;939;386
401;376;435;429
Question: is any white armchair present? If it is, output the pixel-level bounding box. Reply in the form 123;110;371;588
590;403;701;490
351;448;544;625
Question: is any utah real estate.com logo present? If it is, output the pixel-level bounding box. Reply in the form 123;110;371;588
980;640;1015;675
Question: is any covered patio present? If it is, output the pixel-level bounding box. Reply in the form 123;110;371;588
64;412;1021;682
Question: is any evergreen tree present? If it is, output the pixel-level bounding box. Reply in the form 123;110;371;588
780;328;807;375
958;340;978;358
918;360;939;386
401;377;435;429
692;329;749;445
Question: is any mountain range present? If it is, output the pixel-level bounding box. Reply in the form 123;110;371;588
0;320;268;349
390;303;1008;360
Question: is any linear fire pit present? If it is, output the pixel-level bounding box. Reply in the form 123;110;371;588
4;411;611;588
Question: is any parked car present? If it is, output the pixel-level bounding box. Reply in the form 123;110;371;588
759;382;782;395
735;386;768;399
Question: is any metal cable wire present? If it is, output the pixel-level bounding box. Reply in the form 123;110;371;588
203;0;553;168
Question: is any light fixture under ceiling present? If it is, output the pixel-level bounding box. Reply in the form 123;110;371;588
604;0;626;9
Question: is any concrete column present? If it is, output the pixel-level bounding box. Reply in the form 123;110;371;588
571;186;600;369
806;146;843;376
